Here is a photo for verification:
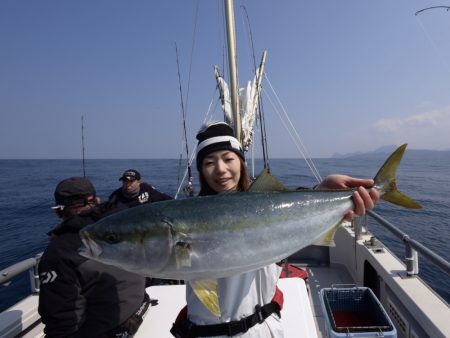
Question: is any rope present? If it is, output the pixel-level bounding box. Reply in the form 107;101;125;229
263;73;323;183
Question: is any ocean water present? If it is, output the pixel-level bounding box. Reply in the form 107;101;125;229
1;152;449;312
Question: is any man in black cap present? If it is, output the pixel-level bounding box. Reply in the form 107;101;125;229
107;169;172;211
38;177;150;338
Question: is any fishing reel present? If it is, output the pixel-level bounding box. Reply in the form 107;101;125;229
184;179;194;197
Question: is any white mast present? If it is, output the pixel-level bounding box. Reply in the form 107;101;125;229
224;0;241;142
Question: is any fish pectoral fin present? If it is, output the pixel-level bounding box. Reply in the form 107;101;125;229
249;169;291;192
175;241;192;268
191;279;221;317
313;221;343;247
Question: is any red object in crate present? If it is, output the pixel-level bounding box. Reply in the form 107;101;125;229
320;287;397;337
332;310;379;329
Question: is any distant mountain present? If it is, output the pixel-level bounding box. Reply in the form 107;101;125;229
331;146;450;159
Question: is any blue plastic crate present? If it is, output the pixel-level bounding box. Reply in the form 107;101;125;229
320;286;396;338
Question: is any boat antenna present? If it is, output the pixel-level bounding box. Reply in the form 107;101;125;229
175;43;194;197
240;4;270;172
81;115;86;177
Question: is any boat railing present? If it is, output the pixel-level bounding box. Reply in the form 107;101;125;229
353;210;450;278
0;253;42;294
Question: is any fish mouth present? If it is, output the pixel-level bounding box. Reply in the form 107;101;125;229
79;234;103;258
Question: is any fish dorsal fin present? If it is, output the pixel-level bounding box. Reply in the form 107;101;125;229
313;221;343;246
248;169;291;192
191;279;221;317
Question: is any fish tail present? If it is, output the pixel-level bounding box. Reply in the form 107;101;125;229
373;144;422;209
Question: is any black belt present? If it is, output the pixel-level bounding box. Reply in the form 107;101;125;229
172;301;280;337
101;293;151;338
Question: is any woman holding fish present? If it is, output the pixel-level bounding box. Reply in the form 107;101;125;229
170;121;379;337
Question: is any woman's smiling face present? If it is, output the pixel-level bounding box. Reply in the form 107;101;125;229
201;150;241;193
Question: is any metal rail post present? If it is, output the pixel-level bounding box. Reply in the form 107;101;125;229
30;253;42;293
404;239;419;275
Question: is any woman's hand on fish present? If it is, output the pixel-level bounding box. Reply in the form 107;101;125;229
316;175;380;220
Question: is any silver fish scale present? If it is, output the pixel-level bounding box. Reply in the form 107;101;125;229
150;190;353;279
81;190;354;280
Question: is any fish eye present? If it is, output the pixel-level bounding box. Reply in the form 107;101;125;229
104;231;119;244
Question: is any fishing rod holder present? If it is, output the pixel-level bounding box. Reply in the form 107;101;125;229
404;239;419;276
30;253;42;294
354;213;420;275
352;214;369;241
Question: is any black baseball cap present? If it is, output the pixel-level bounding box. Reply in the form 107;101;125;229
119;169;141;181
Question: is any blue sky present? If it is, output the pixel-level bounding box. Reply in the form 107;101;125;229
1;0;449;159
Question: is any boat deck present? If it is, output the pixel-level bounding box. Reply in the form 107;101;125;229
0;263;355;338
134;263;353;338
137;276;320;338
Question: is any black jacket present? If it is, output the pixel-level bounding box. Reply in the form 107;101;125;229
107;182;172;210
38;208;146;338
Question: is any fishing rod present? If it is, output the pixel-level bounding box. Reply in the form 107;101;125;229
415;5;450;75
240;4;270;173
173;3;202;199
81;115;86;178
175;43;194;197
238;4;320;183
415;6;450;16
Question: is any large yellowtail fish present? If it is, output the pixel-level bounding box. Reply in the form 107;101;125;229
80;144;420;316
